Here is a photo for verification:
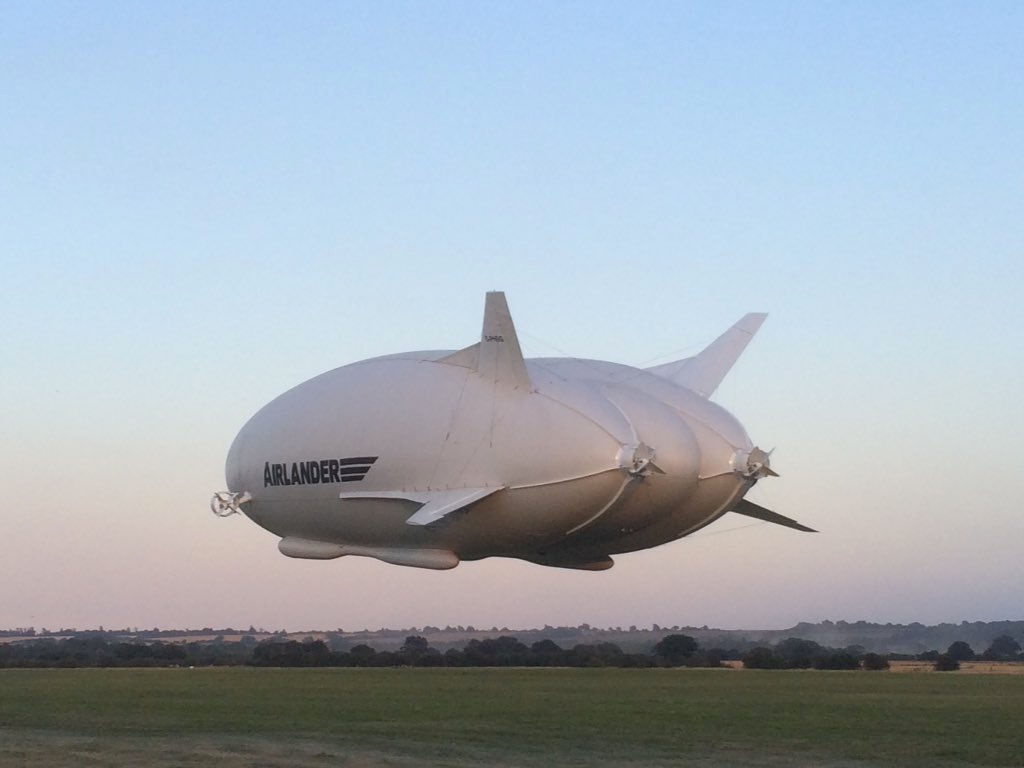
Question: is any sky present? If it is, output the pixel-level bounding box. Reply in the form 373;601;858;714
2;1;1022;632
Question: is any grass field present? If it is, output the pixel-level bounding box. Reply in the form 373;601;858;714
2;668;1022;767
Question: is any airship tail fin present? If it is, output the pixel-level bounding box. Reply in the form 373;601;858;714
441;291;533;392
646;312;767;397
732;498;816;532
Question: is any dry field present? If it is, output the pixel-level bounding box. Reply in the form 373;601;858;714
889;661;1024;674
716;660;1024;674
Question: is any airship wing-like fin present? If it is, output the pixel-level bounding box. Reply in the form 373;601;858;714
732;498;816;533
340;487;502;526
404;487;501;525
646;312;767;398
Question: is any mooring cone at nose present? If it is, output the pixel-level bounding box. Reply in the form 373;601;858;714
210;491;252;517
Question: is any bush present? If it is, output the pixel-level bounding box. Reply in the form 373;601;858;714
934;654;960;671
862;653;890;670
742;647;783;669
813;652;859;670
686;648;724;668
774;638;824;669
653;634;698;665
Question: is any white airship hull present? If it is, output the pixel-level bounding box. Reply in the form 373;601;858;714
215;293;811;570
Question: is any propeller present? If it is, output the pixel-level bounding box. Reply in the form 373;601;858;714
734;446;779;479
616;442;666;478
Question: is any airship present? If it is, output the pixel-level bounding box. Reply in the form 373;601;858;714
212;292;813;571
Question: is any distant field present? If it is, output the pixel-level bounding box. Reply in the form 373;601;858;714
719;660;1024;674
888;661;1024;675
2;668;1022;767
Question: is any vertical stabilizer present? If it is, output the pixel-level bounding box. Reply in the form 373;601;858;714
646;313;767;398
476;291;532;391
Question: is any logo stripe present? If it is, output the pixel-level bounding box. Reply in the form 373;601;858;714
338;466;373;475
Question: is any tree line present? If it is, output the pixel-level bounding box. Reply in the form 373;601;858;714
1;632;1018;669
740;635;1022;671
0;634;718;669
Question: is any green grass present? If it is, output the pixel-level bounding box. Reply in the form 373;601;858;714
1;668;1022;766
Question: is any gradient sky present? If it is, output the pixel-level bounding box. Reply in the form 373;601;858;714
2;1;1022;632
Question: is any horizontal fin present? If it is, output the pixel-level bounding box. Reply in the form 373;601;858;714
340;487;502;526
732;498;816;533
646;312;767;398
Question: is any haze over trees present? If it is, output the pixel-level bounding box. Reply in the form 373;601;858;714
741;639;861;670
5;620;1021;656
2;634;729;669
7;631;1016;671
983;635;1021;660
1;622;1021;671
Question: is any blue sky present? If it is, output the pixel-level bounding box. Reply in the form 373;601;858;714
2;1;1022;631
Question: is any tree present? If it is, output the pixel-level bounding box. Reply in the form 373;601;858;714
531;638;562;655
463;636;530;666
347;644;376;665
653;634;698;665
813;652;859;670
688;648;724;668
983;635;1021;661
530;639;563;666
579;642;625;667
742;647;783;669
934;654;960;671
774;638;824;669
399;635;439;666
946;641;975;662
862;653;890;671
400;635;430;654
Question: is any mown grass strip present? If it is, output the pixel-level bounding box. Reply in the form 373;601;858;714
2;668;1022;766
